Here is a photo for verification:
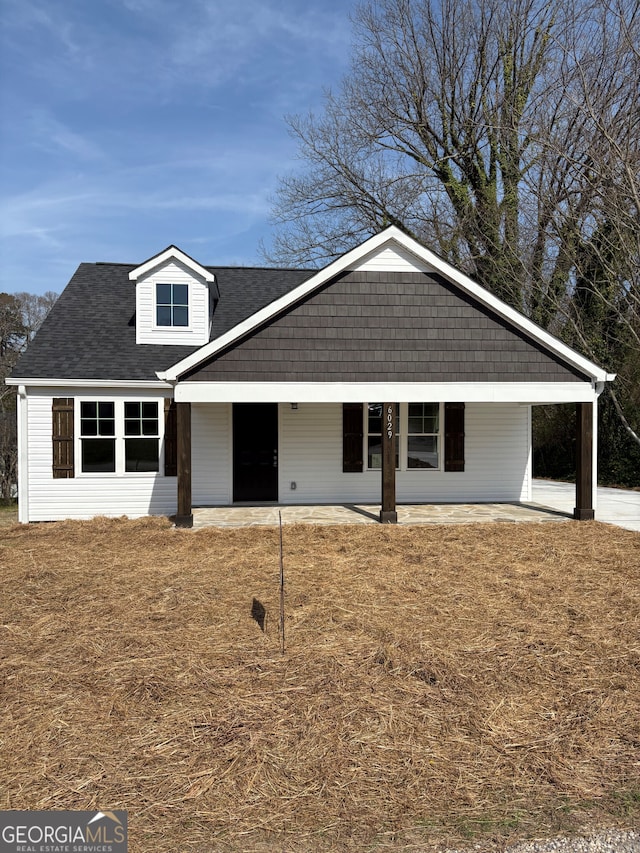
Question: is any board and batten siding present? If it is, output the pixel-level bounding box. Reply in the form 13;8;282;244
277;402;531;504
135;259;210;346
24;387;177;522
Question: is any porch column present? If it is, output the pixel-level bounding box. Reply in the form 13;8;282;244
380;402;398;524
574;401;595;521
176;401;193;528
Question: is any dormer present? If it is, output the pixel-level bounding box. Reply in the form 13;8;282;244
130;246;215;346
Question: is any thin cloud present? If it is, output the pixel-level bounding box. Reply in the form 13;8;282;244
1;0;82;56
27;110;106;161
151;192;271;216
0;166;272;243
0;0;356;292
2;0;352;108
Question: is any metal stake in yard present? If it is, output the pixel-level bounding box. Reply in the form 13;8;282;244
279;511;285;655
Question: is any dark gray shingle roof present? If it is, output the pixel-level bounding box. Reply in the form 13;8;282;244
10;262;314;381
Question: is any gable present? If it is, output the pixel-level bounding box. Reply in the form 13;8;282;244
135;257;211;346
164;228;610;383
182;270;589;384
348;242;435;273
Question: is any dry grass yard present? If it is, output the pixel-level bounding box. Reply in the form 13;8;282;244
0;503;18;527
0;517;639;852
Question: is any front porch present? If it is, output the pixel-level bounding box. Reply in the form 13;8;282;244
173;399;598;529
190;499;568;528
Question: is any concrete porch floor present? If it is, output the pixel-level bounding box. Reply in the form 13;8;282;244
190;480;640;529
192;499;567;528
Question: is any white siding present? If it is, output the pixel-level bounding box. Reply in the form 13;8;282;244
23;396;531;521
349;243;435;274
192;403;231;504
135;259;210;345
25;387;177;522
278;403;530;504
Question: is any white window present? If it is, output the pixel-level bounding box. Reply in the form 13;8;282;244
124;402;159;472
367;403;399;469
366;403;441;471
407;403;439;469
156;283;188;327
78;400;162;475
80;402;116;473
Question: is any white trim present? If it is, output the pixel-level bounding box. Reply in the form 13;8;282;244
525;405;533;502
75;396;164;478
151;279;191;331
17;386;29;523
129;246;215;282
6;378;173;389
226;404;233;500
592;399;599;511
159;227;614;383
174;381;600;405
366;402;443;473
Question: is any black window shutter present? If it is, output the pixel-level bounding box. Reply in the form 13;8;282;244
52;398;74;478
444;402;465;472
343;403;364;472
164;399;177;476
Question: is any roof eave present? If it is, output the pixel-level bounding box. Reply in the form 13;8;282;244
6;377;173;388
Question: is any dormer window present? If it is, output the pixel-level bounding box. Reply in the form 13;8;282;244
131;247;212;345
156;283;189;327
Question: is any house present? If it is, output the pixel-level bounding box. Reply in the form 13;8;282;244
6;227;614;526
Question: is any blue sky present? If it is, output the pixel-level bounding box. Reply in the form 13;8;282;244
0;0;354;295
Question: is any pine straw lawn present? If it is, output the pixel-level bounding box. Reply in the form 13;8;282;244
1;517;639;852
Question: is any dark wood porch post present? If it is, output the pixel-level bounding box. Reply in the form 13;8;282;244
380;402;398;524
176;401;193;528
574;401;595;521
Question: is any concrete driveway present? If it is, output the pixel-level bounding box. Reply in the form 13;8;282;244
532;479;640;532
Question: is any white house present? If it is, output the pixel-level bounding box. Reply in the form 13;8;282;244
7;227;614;526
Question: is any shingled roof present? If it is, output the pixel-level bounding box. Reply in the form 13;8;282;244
10;262;315;381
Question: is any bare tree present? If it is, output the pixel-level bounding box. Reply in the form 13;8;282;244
14;291;59;344
265;0;640;464
1;291;58;499
0;412;17;501
544;0;640;447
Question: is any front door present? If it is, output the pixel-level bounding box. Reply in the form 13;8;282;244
233;403;278;502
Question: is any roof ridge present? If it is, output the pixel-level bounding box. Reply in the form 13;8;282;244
204;265;317;272
92;261;318;273
93;261;317;272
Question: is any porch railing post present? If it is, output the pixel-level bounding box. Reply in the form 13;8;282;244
176;401;193;528
380;402;398;524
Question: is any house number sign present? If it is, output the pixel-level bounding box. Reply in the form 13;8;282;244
386;405;394;439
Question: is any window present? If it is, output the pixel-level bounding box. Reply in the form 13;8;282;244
407;403;439;468
80;401;115;473
156;283;188;327
365;403;441;471
78;400;162;474
367;403;399;469
124;402;159;471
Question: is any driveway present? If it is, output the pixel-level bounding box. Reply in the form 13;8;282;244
532;479;640;532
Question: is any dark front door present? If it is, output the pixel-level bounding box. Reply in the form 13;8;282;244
233;403;278;502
